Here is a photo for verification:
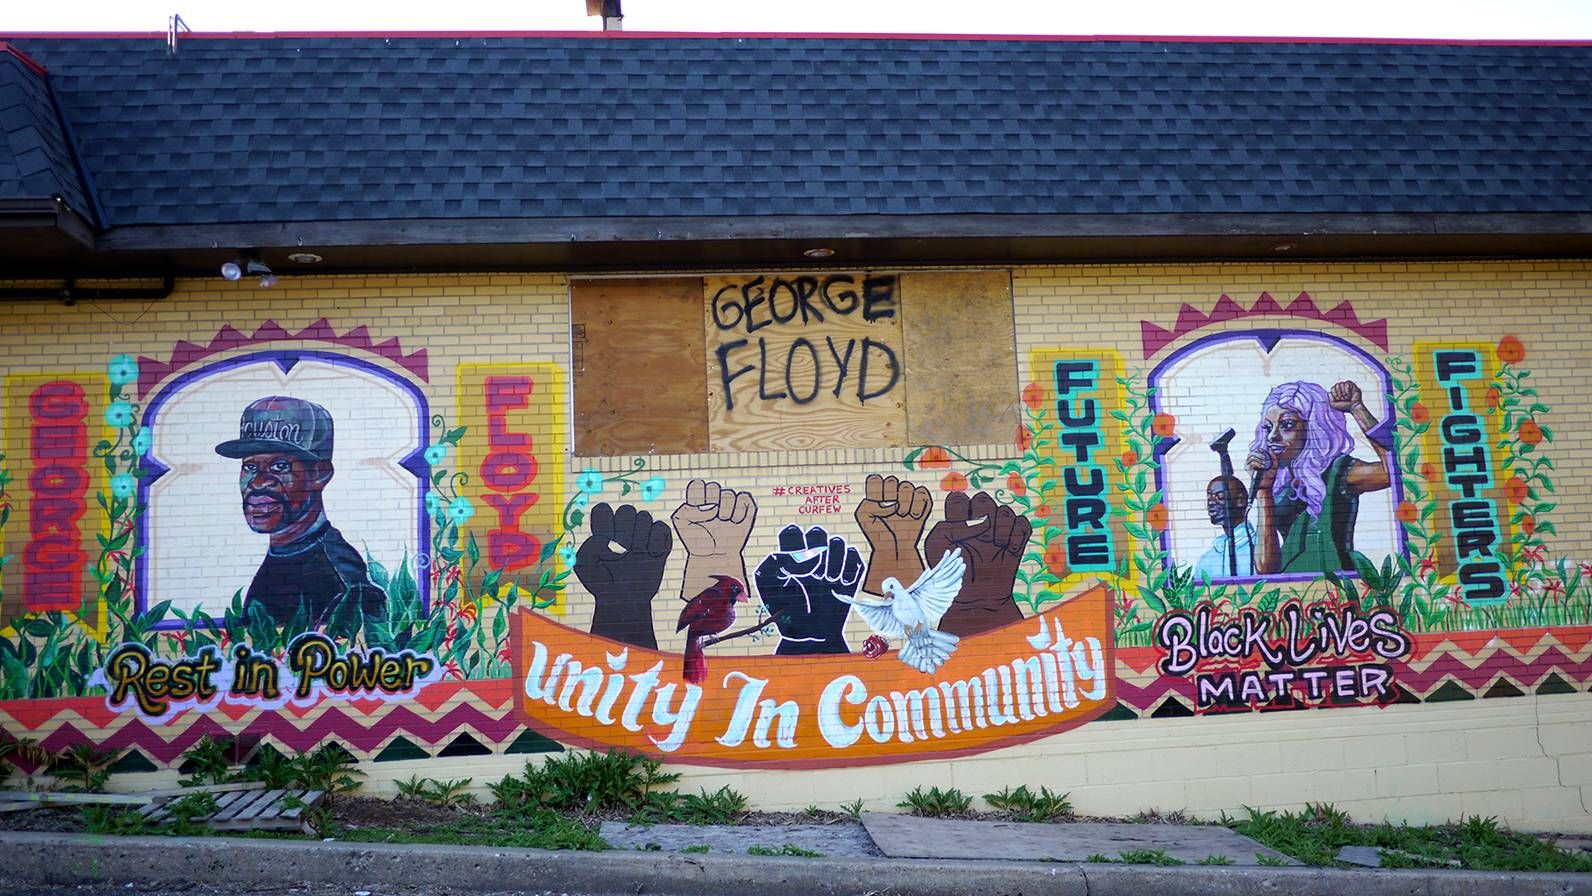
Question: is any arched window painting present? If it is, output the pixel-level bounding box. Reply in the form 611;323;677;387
138;353;428;624
1150;332;1402;582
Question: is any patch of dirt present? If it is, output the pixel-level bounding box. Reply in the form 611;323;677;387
0;806;85;833
333;795;490;830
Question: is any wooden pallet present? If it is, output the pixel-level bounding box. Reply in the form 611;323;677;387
139;785;326;834
0;790;153;812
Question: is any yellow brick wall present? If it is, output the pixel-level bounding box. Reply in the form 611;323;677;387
0;261;1588;831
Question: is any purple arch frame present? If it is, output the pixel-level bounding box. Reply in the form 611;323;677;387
1145;329;1407;584
134;349;432;629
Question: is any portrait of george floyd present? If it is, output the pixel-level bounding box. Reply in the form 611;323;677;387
1153;333;1403;582
215;396;387;626
139;355;426;632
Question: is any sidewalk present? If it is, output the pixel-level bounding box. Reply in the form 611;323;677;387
5;830;1591;896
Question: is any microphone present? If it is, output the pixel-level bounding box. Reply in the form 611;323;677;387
1249;449;1275;502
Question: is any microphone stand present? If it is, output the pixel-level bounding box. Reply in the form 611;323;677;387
1210;429;1239;577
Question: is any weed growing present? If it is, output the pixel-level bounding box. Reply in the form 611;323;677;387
49;743;124;793
1225;804;1592;872
396;776;477;809
747;844;823;858
1118;849;1184;866
631;785;748;824
898;786;973;817
178;736;241;787
330;810;607;851
983;785;1073;822
491;750;679;816
81;806;155;835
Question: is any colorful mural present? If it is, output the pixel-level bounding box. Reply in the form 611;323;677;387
0;282;1586;789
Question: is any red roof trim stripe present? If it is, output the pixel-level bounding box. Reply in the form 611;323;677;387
3;30;1592;46
0;41;49;76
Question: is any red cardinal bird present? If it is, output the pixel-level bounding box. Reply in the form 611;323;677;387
676;575;747;684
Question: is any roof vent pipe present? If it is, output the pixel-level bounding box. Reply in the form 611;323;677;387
586;0;622;31
167;13;190;56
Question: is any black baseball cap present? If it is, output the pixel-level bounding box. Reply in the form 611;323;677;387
215;396;334;463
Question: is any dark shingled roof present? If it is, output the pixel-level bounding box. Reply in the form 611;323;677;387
5;34;1592;230
0;43;94;222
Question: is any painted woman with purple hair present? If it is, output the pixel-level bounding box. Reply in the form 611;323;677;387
1244;380;1394;574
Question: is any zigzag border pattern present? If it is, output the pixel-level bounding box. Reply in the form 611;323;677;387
137;318;429;397
1139;292;1390;358
3;628;1589;763
1111;627;1592;714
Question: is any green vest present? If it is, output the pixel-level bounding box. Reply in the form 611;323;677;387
1277;455;1358;574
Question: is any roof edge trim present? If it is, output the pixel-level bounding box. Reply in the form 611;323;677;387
95;211;1592;252
6;30;1592;46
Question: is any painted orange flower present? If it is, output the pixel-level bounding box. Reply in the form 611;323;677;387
1147;504;1168;530
1521;514;1537;535
1409;403;1430;424
941;472;969;492
1395;502;1419;524
1496;335;1526;364
1122;449;1139;467
1151;413;1176;438
1033;505;1052;519
919;447;952;469
1518;420;1543;446
1044;542;1068;576
1006;472;1027;496
1022;382;1047;412
1485;386;1501;411
1420;462;1438;481
1016;425;1033;452
1505;475;1529;504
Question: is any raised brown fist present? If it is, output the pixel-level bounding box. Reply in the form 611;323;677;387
854;474;933;595
924;491;1032;637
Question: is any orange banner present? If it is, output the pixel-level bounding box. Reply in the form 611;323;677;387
511;586;1114;768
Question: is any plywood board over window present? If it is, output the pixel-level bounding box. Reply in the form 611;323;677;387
900;271;1019;446
572;271;1018;457
705;273;908;452
571;278;708;456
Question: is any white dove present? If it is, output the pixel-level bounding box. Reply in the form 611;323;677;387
839;547;966;674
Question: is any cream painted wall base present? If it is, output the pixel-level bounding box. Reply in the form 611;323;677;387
93;691;1574;834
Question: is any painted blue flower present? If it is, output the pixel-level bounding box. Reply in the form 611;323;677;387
110;474;136;499
574;492;589;510
558;543;577;566
576;468;604;495
131;428;152;456
424;443;449;466
447;496;475;525
104;401;134;428
640;475;666;502
106;354;139;386
425;492;442;516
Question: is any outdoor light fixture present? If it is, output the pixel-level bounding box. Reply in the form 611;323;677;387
220;254;277;287
287;252;323;264
803;247;835;259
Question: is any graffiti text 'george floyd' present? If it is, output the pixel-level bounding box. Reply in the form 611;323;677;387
712;275;902;410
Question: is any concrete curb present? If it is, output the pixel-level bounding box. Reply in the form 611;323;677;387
5;831;1592;896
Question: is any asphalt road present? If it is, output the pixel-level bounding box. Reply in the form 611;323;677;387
0;884;608;896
